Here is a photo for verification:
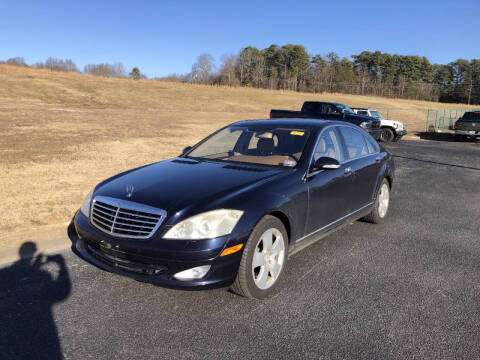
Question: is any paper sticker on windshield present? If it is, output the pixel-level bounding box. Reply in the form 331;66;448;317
290;131;304;136
283;159;297;167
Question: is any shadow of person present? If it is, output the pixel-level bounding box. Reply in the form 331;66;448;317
0;242;71;360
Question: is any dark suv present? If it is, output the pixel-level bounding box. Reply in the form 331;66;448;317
454;111;480;141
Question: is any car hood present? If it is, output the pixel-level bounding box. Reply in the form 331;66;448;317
94;158;284;217
346;113;377;122
381;119;403;127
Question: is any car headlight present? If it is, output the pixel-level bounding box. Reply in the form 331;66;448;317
163;209;244;240
359;122;368;129
80;188;94;217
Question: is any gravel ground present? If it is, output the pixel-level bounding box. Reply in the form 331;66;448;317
1;139;479;360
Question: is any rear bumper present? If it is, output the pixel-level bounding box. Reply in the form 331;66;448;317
72;211;245;289
455;129;480;137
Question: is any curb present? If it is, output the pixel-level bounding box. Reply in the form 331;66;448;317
0;222;72;267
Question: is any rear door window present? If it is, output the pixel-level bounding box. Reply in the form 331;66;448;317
365;135;379;154
338;127;369;160
302;102;319;113
323;104;340;115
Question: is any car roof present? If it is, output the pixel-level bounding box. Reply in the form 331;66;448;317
304;101;344;106
231;118;356;129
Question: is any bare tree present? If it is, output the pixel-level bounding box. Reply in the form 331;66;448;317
191;53;215;84
157;73;189;82
251;53;265;88
219;54;239;86
31;62;45;69
237;47;265;87
84;63;126;77
45;57;79;72
6;57;27;66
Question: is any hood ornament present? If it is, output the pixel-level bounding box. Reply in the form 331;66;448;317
125;184;134;198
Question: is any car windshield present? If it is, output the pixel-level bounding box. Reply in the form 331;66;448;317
186;125;311;168
370;110;381;119
462;112;480;121
336;104;354;114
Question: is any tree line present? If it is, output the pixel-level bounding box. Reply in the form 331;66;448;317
3;48;479;104
167;46;479;105
0;57;145;79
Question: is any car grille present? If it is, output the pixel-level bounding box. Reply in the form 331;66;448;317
371;120;381;129
86;243;167;275
90;196;166;239
361;120;380;129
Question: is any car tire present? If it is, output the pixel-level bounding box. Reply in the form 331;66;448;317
231;215;288;299
380;128;395;143
363;178;390;224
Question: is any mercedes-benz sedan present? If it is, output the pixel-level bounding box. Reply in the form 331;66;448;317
73;119;394;299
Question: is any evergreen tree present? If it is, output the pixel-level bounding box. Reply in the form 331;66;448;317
129;67;141;80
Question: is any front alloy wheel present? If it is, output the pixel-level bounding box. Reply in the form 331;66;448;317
252;228;285;290
231;215;288;299
377;182;390;218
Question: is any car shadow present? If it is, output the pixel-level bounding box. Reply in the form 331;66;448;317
416;131;456;142
391;154;480;171
0;242;72;360
416;131;480;143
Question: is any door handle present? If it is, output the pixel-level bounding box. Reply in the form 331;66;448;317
375;156;381;163
344;167;352;176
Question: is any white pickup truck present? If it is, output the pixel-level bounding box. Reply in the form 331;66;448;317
351;108;407;143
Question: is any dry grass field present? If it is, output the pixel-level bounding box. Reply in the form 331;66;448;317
1;64;476;236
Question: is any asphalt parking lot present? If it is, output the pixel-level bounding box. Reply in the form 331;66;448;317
1;139;479;360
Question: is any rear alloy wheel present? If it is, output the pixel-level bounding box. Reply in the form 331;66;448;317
380;127;395;143
231;216;288;299
363;178;390;224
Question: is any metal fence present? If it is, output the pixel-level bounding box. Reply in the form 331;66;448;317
351;107;415;121
374;108;412;120
425;108;480;132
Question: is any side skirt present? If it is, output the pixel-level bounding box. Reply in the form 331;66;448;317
288;203;373;257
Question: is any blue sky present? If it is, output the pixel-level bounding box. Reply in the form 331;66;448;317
1;0;478;77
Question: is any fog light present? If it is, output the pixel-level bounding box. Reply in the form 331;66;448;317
174;265;211;281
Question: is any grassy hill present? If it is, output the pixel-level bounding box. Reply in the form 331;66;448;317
0;64;476;235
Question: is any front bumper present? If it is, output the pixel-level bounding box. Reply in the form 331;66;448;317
395;129;407;138
72;211;246;289
456;129;480;137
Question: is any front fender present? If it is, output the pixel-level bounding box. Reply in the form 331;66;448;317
220;187;307;249
373;154;395;201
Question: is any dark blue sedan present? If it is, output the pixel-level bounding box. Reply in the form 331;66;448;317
73;119;394;299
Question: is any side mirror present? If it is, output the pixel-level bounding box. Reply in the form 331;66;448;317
182;146;192;155
313;157;340;170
